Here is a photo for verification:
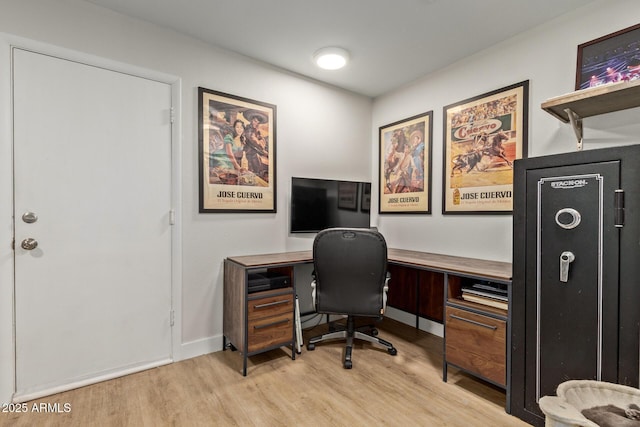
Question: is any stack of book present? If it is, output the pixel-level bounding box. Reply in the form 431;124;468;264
461;282;508;310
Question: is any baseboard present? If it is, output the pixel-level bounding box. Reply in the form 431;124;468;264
299;312;345;330
298;309;443;337
15;336;227;402
385;306;443;337
13;358;172;403
174;312;442;363
178;334;224;361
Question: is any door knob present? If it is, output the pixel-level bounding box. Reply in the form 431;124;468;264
21;238;38;250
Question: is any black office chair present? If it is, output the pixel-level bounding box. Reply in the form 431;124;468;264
306;227;397;369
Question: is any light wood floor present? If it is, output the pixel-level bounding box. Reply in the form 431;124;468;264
0;318;530;426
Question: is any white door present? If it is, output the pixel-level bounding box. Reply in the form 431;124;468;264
13;48;173;399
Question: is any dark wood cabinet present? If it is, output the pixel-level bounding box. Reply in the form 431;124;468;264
387;265;444;323
445;305;506;386
443;275;509;390
418;270;444;321
246;290;295;353
224;256;303;376
387;264;418;314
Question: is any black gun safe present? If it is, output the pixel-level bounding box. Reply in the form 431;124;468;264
510;145;640;426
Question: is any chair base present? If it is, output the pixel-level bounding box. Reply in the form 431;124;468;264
306;316;397;369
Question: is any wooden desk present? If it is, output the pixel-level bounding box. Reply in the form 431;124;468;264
224;248;512;382
387;249;511;281
388;249;512;398
226;250;312;269
225;248;511;280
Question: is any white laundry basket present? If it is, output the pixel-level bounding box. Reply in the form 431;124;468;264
539;380;640;427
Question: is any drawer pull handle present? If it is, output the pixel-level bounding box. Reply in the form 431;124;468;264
450;314;497;330
254;318;290;329
254;299;290;309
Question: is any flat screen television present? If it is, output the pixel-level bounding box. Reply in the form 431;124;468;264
290;177;371;233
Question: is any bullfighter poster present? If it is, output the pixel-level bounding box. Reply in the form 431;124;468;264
443;81;528;214
379;111;433;214
198;88;276;213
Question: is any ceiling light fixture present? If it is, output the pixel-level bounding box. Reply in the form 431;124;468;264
313;47;350;70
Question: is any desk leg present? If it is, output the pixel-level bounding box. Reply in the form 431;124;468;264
243;354;247;376
442;273;447;382
415;270;420;329
295;296;303;354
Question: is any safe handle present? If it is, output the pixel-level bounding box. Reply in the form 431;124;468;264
559;251;575;283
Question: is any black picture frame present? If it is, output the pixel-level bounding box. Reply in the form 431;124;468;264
378;111;433;214
442;81;529;214
198;87;276;213
576;23;640;90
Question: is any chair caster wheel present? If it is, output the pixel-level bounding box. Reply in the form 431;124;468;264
307;343;315;351
344;360;352;369
388;347;398;356
371;328;379;336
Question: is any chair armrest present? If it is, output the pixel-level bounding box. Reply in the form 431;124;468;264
382;272;390;312
311;279;317;307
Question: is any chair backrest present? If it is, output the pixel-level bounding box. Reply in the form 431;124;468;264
312;227;388;317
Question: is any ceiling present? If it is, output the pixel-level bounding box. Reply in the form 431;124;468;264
85;0;595;98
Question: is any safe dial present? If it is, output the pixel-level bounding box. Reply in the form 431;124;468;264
555;208;581;230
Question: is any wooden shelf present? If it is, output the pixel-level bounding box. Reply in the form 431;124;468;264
542;79;640;123
541;80;640;150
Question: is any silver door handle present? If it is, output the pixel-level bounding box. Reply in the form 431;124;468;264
559;251;575;282
21;238;38;250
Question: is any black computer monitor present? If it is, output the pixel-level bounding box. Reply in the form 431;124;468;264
290;177;371;233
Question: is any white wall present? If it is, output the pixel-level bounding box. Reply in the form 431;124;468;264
0;0;372;402
372;0;640;262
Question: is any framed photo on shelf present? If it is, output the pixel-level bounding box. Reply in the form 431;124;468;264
378;111;433;214
360;183;371;212
337;181;358;210
442;81;528;215
198;87;276;213
576;23;640;90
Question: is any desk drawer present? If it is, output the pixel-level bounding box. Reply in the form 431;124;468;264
247;313;293;353
248;292;294;321
445;306;506;386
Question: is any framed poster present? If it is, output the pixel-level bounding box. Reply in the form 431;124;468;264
576;23;640;90
443;81;528;214
198;87;276;213
378;111;433;214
